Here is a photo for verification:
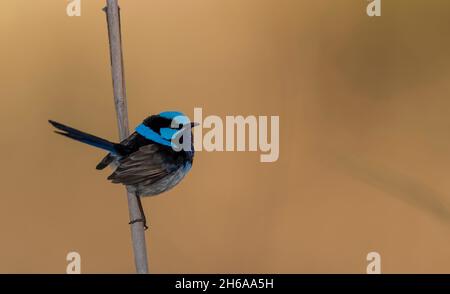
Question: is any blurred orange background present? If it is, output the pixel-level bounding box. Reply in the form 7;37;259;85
1;0;450;273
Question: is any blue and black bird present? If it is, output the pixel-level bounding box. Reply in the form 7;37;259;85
49;111;198;229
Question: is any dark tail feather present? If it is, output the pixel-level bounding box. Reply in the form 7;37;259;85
49;120;118;153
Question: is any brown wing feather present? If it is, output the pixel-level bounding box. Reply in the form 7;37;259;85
107;144;175;186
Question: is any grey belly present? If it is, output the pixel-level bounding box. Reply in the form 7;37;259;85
128;166;188;197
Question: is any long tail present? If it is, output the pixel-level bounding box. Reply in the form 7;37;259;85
49;120;118;153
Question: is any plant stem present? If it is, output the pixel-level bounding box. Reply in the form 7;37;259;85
104;0;149;274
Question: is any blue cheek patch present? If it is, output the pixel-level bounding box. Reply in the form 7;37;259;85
160;127;178;141
135;124;172;147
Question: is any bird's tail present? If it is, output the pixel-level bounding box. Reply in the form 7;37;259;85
49;120;118;153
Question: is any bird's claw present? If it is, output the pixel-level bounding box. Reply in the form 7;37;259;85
129;219;149;230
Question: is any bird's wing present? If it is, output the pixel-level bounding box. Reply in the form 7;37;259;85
107;143;177;186
96;132;139;170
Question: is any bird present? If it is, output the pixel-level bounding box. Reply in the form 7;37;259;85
49;111;198;230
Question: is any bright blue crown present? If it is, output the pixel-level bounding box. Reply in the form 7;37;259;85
135;111;191;147
159;111;185;119
159;111;190;125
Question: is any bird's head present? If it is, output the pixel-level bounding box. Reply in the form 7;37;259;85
137;111;199;149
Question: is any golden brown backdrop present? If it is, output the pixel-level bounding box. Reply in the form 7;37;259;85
1;0;450;273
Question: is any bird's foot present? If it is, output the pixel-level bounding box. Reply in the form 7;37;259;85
129;219;149;230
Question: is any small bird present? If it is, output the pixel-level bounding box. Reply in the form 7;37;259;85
49;111;198;230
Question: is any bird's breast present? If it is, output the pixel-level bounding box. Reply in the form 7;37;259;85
135;162;192;197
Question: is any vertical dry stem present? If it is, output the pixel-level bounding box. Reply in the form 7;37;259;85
104;0;149;274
